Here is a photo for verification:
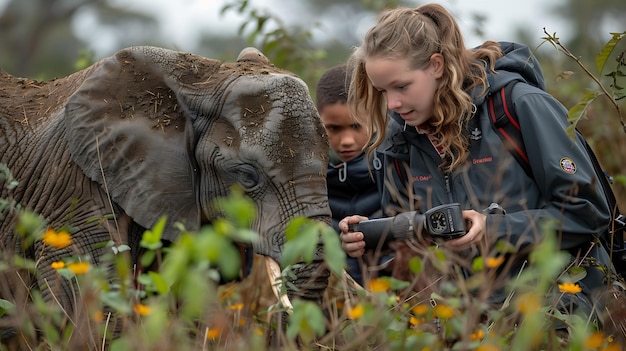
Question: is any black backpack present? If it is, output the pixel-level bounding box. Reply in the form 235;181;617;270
487;80;626;279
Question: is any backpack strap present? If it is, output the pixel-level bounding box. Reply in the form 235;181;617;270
487;81;532;178
488;81;626;257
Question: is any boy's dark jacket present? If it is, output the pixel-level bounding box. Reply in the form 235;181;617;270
327;152;382;232
377;42;612;301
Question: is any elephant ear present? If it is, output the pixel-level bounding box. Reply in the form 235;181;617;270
65;46;222;240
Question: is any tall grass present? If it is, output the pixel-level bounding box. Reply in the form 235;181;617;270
1;181;625;350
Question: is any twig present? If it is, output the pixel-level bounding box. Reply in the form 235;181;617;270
543;28;626;132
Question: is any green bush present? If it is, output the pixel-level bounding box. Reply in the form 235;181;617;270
1;181;625;350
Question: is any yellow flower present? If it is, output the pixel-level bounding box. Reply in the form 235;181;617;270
229;303;244;311
133;303;151;316
347;305;364;319
238;317;245;326
92;311;104;323
485;256;505;268
409;316;426;326
42;228;72;249
585;332;605;349
368;278;391;292
411;303;429;315
206;327;221;340
433;304;454;319
254;328;264;336
219;286;235;301
475;343;501;351
558;282;582;294
603;342;622;351
471;329;485;341
516;293;541;314
67;261;90;275
51;261;65;270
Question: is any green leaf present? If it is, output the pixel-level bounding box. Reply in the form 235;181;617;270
113;244;131;254
110;338;132;351
568;90;600;131
388;276;411;290
195;229;228;263
409;256;423;274
596;32;626;74
180;267;213;319
287;300;325;342
140;216;166;250
564;266;587;283
100;291;131;314
160;235;193;286
16;210;46;245
228;228;258;244
217;243;241;281
42;323;60;345
471;256;484;272
213;186;258;229
282;219;320;266
57;268;75;280
614;174;626;187
140;249;156;268
0;299;15;317
320;225;346;276
148;271;170;295
12;255;36;271
285;217;308;241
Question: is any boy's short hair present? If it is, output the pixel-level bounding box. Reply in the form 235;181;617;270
315;64;351;111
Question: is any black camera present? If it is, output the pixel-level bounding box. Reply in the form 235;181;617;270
348;203;466;250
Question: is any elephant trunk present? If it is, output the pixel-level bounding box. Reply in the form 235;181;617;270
287;240;329;302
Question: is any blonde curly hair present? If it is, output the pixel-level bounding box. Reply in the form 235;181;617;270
347;3;503;171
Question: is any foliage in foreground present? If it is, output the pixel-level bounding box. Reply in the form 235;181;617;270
1;181;625;350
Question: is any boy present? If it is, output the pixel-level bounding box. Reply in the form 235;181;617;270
315;64;386;284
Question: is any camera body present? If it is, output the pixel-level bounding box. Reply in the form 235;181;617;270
348;203;466;249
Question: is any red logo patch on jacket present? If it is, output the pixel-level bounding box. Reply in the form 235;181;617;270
560;157;576;174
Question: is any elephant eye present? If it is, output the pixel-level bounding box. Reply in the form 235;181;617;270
232;164;261;189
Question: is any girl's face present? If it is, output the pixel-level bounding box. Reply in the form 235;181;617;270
365;54;443;127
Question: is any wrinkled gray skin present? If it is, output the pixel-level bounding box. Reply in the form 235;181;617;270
0;47;331;313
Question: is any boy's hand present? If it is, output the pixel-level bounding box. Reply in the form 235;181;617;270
338;215;369;258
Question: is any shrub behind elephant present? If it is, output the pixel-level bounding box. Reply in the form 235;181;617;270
0;46;331;341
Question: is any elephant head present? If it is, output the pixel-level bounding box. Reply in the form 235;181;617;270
0;46;331;314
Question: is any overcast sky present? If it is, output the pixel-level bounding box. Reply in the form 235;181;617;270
117;0;568;50
0;0;570;57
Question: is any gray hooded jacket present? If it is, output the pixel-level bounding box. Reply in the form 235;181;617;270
377;42;611;299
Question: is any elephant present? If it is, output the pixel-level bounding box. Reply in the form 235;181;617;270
0;46;331;335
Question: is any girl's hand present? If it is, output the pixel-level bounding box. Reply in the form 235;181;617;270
338;215;369;258
445;210;487;249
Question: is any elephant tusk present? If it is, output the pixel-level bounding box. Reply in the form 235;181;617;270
265;256;294;313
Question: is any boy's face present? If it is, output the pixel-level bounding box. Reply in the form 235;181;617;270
319;102;369;163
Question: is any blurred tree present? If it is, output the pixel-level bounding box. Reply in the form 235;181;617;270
217;0;419;94
553;0;626;60
0;0;159;79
